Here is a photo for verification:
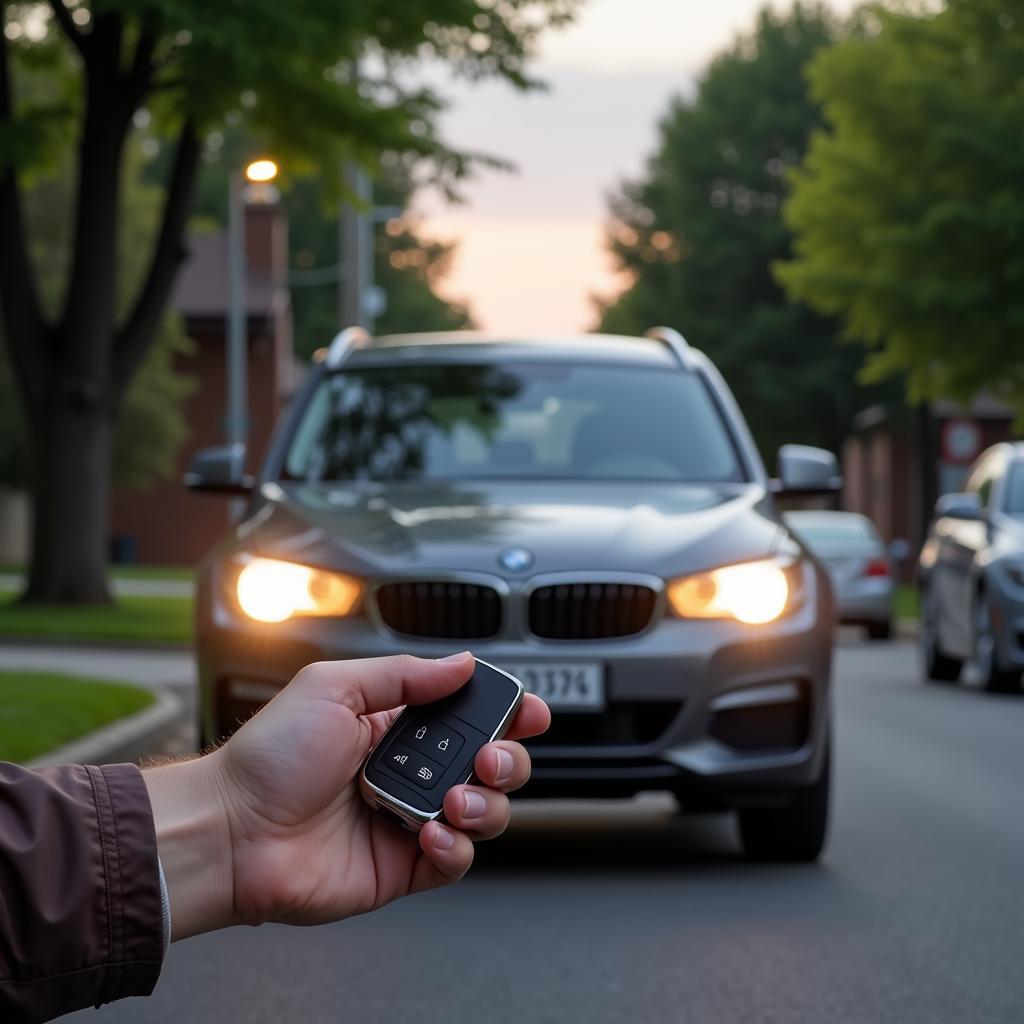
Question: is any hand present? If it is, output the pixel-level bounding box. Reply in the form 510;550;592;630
144;653;549;939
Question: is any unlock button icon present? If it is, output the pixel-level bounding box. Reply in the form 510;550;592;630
437;738;449;751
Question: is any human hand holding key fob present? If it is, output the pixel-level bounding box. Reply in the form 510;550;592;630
361;658;527;831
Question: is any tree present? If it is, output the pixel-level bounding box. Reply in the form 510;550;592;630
0;0;576;604
596;3;885;460
0;138;193;491
283;173;475;358
776;0;1024;412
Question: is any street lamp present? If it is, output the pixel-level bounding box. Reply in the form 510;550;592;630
226;158;279;465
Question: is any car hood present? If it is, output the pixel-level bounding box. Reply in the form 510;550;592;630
243;479;784;579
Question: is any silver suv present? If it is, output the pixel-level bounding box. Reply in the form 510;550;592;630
189;328;839;861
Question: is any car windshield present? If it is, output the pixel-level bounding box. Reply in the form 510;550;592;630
1006;462;1024;516
787;516;878;543
285;361;745;483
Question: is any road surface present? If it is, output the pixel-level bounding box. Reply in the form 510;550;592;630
69;638;1023;1023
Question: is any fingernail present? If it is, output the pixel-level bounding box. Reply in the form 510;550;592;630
432;823;454;849
463;790;487;819
495;748;514;783
438;651;472;663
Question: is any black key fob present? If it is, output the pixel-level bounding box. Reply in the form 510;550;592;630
360;658;524;832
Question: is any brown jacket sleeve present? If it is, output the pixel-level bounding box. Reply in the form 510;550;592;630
0;762;164;1023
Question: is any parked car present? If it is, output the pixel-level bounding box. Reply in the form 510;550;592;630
784;511;894;640
918;442;1024;693
188;327;840;861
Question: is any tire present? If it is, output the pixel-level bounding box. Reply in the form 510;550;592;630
920;587;962;683
738;743;830;863
974;595;1021;695
867;619;893;641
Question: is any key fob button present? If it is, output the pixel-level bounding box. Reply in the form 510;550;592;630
400;719;464;768
385;744;443;789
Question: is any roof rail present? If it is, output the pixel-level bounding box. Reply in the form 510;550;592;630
324;326;372;370
644;326;695;367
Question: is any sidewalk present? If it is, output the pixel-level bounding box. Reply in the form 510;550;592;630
2;644;197;766
0;574;193;599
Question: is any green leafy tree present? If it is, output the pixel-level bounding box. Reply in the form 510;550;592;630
597;3;883;460
776;0;1024;411
0;0;576;604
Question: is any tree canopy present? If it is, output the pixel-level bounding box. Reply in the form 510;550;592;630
0;0;577;601
596;3;887;460
776;0;1024;411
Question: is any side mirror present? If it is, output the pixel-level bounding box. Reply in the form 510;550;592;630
183;444;254;496
888;537;912;563
772;444;843;496
934;491;981;521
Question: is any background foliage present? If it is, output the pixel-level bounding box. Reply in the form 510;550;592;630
597;3;893;460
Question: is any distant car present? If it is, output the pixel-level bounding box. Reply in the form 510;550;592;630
188;327;840;861
917;442;1024;693
784;511;894;640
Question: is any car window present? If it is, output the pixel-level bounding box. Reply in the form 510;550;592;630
285;361;746;484
1005;462;1024;517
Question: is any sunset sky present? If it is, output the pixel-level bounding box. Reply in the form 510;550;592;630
415;0;856;334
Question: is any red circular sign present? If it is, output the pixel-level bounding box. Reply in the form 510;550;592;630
941;418;982;465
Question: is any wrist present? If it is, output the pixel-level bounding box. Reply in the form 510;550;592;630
143;751;235;940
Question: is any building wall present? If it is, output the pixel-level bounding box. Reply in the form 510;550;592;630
109;321;287;567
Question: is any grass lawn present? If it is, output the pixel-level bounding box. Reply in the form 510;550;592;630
0;563;194;582
0;595;193;646
895;585;920;620
0;671;154;763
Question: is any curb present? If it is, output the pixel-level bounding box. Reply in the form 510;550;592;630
0;634;190;652
25;689;185;769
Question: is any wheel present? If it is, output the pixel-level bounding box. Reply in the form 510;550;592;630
973;594;1021;694
920;587;962;682
866;618;893;641
738;743;830;862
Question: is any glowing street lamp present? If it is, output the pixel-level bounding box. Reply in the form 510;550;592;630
245;158;278;183
226;157;279;517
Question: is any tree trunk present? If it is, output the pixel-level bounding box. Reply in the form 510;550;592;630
24;387;114;604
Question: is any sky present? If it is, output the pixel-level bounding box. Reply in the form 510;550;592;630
414;0;856;334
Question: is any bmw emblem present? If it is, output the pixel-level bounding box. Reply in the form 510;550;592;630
498;547;534;572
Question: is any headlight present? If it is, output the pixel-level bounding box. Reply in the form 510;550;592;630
667;556;799;625
234;557;361;623
1003;562;1024;589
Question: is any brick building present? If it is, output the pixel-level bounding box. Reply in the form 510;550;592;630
109;203;295;567
842;398;1015;569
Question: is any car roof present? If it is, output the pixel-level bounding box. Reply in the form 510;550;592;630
343;332;682;370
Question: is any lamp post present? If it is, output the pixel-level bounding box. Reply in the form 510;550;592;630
226;158;279;456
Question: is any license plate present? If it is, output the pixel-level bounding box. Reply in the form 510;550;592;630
498;662;605;711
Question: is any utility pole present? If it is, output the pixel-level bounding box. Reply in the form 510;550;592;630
226;169;247;451
340;162;373;329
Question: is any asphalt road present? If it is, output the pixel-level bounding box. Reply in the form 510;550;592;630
70;637;1023;1024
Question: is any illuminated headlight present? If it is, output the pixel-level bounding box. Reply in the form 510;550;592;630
666;556;802;625
233;557;361;623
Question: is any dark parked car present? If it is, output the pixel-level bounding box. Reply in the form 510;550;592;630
918;442;1024;693
188;328;840;860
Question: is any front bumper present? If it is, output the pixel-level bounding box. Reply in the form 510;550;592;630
196;568;832;808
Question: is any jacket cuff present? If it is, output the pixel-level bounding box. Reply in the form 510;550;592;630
88;763;165;1005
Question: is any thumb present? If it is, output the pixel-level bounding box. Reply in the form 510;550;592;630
305;652;475;717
